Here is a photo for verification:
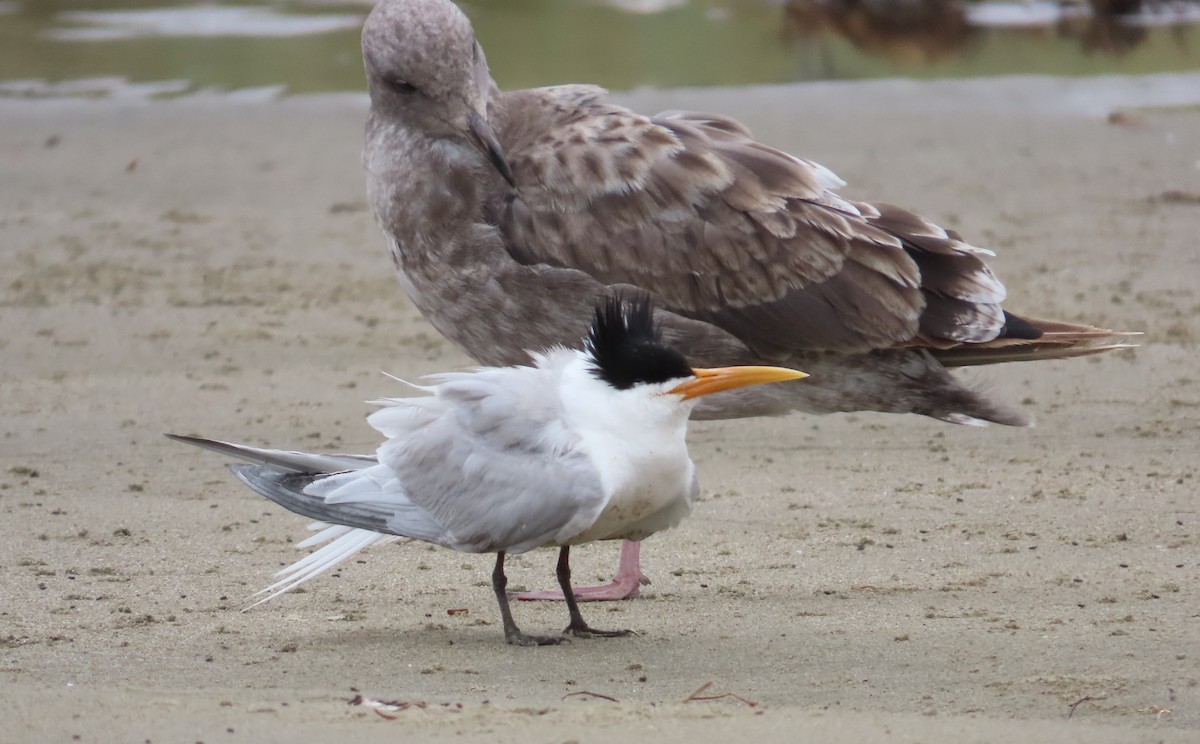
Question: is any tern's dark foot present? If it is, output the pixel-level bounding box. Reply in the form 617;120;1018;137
552;545;636;638
506;630;570;647
564;622;634;639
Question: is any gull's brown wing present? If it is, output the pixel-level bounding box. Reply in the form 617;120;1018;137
489;86;1006;355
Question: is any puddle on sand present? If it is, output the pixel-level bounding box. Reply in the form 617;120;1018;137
0;0;1199;100
45;6;364;42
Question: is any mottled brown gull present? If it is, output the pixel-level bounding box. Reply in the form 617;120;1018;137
360;0;1135;600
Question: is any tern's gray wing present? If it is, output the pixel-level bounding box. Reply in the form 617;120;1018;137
490;87;1006;354
165;434;376;472
168;434;407;605
313;357;606;555
168;433;448;546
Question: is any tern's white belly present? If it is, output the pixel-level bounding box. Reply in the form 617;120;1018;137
567;450;695;544
554;361;699;546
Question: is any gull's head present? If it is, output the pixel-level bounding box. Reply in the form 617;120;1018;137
582;296;807;414
363;1;490;127
362;0;513;184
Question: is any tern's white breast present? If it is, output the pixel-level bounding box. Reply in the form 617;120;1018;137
556;363;697;544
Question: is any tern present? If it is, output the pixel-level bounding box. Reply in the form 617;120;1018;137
360;0;1135;600
170;297;806;646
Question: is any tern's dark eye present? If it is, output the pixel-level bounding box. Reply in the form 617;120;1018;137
386;77;417;94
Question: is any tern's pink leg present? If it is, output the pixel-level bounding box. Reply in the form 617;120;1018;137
514;540;648;602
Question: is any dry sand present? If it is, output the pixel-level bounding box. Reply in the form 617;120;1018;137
2;75;1198;742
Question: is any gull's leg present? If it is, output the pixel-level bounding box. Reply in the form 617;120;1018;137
557;546;632;639
491;552;564;646
515;540;648;602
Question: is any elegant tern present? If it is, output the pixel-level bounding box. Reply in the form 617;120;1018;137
170;297;807;646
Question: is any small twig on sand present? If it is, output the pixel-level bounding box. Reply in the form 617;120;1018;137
683;681;758;707
563;690;619;702
1067;696;1097;719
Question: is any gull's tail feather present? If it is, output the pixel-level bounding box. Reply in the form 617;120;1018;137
930;316;1140;368
166;434;376;473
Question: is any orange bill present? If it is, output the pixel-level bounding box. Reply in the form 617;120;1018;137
669;365;808;400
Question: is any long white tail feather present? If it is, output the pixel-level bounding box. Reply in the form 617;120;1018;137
270;528;392;589
277;525;360;576
279;527;399;579
249;533;372;607
245;527;394;610
295;522;352;550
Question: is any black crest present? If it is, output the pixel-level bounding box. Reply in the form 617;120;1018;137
585;295;693;390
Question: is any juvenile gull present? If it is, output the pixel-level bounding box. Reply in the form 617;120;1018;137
361;0;1135;600
170;298;806;646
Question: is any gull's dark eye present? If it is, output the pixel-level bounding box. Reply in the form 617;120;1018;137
385;77;417;94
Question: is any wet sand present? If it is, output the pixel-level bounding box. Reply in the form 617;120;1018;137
2;75;1198;742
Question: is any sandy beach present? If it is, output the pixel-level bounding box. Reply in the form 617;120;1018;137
2;75;1198;742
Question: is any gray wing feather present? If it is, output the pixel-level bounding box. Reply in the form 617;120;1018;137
169;432;443;539
170;437;431;607
166;434;375;473
229;464;449;545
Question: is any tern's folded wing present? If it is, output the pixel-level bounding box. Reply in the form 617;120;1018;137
367;359;607;554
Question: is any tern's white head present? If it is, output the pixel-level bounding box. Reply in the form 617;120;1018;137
545;296;806;545
556;296;808;441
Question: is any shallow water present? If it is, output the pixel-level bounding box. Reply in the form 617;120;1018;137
1;0;1198;98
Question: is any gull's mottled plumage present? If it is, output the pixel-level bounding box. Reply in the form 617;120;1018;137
359;0;1136;598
